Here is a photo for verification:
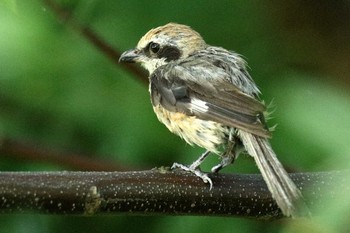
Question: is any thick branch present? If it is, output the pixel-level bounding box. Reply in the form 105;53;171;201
0;170;347;219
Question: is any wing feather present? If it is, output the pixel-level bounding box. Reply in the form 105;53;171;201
150;59;271;138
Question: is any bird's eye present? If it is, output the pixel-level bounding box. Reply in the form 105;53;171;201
149;42;160;53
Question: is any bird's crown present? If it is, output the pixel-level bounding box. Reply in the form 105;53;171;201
137;23;207;60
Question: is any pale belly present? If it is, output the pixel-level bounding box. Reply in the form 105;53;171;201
153;105;229;154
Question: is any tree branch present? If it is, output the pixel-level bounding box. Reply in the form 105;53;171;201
0;170;347;219
0;138;133;171
42;0;148;85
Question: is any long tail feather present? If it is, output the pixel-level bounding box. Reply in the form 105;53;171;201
238;130;307;217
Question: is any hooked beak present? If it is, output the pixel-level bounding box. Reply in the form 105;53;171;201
119;49;140;63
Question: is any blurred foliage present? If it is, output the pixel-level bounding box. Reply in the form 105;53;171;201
0;0;349;232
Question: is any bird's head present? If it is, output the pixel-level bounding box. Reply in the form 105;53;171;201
119;23;207;74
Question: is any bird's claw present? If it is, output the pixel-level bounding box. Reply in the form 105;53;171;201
171;162;213;190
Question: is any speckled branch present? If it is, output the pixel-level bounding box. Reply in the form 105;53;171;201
0;169;347;219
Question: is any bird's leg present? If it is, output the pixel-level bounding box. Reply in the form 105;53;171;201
211;155;235;173
211;128;237;173
171;150;213;189
188;150;211;170
211;139;236;173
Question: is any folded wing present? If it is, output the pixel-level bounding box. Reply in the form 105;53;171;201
150;60;271;138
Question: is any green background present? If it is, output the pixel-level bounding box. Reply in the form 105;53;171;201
1;0;349;232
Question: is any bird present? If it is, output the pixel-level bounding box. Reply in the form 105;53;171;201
119;23;305;217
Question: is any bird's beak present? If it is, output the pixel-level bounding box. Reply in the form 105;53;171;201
119;48;140;63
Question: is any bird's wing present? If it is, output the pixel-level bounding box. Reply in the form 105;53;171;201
150;61;271;138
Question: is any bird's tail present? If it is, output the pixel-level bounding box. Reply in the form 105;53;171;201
238;130;307;217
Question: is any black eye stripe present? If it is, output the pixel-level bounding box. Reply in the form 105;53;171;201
157;45;181;61
143;42;182;61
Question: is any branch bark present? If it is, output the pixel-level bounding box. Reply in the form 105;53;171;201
0;169;347;219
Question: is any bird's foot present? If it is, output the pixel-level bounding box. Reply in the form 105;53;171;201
171;162;213;190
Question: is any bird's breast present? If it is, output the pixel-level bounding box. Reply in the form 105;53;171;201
152;105;229;154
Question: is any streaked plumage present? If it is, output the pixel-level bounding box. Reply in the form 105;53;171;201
119;23;306;217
